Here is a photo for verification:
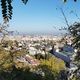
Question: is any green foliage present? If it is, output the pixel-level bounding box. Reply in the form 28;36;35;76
0;66;44;80
1;0;13;22
63;0;77;2
69;22;80;49
34;55;66;80
22;0;28;5
68;22;80;80
40;56;65;74
0;40;26;71
0;41;66;80
38;65;55;80
68;22;80;62
0;47;12;71
0;0;28;22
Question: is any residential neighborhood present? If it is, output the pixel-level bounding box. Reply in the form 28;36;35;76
0;34;79;80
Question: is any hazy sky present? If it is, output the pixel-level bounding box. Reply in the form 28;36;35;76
0;0;80;35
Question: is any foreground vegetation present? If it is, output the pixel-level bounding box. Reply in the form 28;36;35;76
0;40;66;80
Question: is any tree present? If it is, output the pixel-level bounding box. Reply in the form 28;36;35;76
0;0;28;23
68;22;80;79
69;22;80;61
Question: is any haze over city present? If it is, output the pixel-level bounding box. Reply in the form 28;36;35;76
0;0;80;35
0;0;80;80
